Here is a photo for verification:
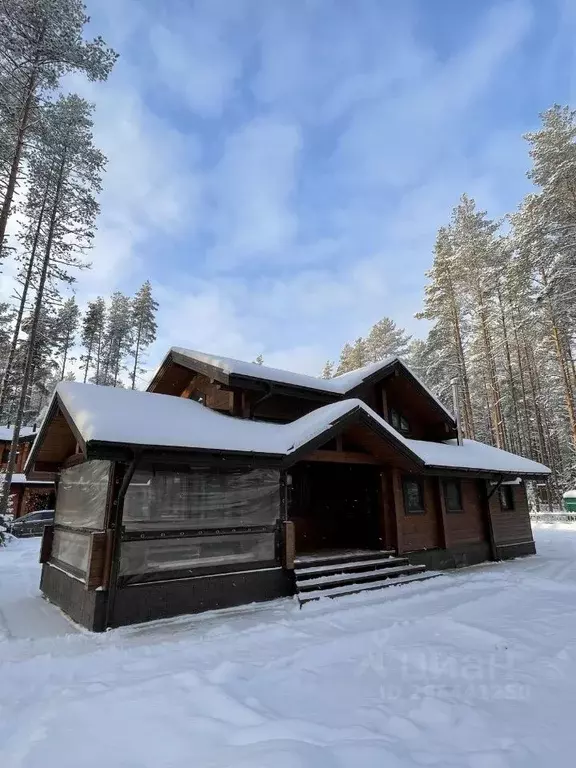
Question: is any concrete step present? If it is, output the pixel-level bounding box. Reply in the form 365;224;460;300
295;555;410;579
298;571;442;604
296;562;426;593
294;549;396;569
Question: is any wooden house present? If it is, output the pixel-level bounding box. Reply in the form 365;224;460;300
25;348;550;631
0;426;54;518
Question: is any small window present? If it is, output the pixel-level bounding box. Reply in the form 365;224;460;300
444;480;463;512
390;407;410;435
403;478;425;514
499;485;515;511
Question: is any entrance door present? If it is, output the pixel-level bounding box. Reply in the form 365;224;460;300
289;462;382;553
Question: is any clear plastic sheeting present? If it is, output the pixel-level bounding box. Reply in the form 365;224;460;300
123;467;280;530
119;532;275;575
54;460;111;529
51;529;91;576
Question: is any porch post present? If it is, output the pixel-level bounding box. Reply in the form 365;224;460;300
389;467;405;554
435;477;449;549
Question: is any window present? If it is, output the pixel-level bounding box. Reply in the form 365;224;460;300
403;478;425;514
390;407;410;435
499;485;515;511
444;480;463;512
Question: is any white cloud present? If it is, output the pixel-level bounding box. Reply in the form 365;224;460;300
205;115;302;267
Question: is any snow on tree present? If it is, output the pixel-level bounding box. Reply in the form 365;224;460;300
320;360;334;379
80;297;106;383
0;93;106;518
335;338;367;375
364;317;412;362
253;354;264;365
99;292;132;387
0;0;116;258
54;297;80;379
129;281;158;389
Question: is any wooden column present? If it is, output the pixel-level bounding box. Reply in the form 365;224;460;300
435;477;449;549
283;520;296;569
390;467;405;554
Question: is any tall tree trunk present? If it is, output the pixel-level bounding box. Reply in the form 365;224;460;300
0;64;39;253
496;287;522;453
82;336;94;382
130;325;142;390
0;175;51;420
0;151;66;517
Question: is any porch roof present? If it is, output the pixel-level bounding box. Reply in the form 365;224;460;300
26;381;550;478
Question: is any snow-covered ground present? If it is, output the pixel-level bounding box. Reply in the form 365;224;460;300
1;526;576;768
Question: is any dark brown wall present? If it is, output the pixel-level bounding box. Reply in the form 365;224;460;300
398;475;441;552
489;483;534;546
445;479;486;546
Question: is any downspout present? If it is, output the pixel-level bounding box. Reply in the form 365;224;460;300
251;383;273;420
104;449;142;630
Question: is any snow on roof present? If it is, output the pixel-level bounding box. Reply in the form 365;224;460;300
562;490;576;499
5;473;53;486
171;346;393;395
46;382;550;476
407;438;550;476
0;426;36;442
169;347;455;422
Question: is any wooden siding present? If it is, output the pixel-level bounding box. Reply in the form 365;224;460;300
489;483;534;545
397;474;442;552
444;479;487;546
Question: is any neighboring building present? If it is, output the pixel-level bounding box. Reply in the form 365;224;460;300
26;348;550;631
0;426;54;517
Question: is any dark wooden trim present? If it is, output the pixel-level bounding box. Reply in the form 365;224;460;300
53;523;102;535
49;556;87;582
62;453;86;469
117;559;280;586
86;531;107;590
121;524;277;541
305;449;381;465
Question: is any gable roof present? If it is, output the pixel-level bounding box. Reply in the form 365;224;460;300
26;381;550;478
150;346;456;425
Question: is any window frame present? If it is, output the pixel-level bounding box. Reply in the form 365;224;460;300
402;476;426;515
499;485;515;511
443;479;464;513
389;407;411;436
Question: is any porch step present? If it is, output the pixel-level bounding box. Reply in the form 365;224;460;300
295;549;396;569
293;549;441;604
296;555;411;579
298;571;442;604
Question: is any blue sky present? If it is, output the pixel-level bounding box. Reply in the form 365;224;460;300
70;0;575;378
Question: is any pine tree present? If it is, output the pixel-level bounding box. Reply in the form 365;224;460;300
254;354;264;366
129;281;158;389
364;317;412;362
54;297;80;379
80;297;106;382
335;338;367;375
0;0;116;258
0;93;105;518
320;360;334;379
100;292;132;386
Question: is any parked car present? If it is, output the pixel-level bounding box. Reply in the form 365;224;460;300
10;509;54;538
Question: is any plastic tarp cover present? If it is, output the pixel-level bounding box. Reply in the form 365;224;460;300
55;460;111;529
51;529;91;576
119;532;275;576
123;467;280;530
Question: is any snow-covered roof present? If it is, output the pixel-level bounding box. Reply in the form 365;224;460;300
408;439;550;476
166;347;455;422
33;381;550;477
5;473;53;486
563;490;576;499
0;426;36;442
